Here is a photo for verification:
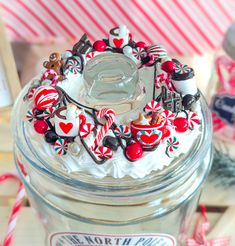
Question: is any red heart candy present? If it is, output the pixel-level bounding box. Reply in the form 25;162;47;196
59;122;73;134
113;38;124;48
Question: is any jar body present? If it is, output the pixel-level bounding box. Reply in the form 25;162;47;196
15;143;212;246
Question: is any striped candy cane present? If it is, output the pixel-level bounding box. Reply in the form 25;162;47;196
91;108;116;150
0;173;26;246
42;69;59;86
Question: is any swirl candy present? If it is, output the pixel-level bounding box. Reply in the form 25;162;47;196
42;106;56;119
147;45;167;61
26;109;35;122
174;64;191;74
113;125;131;138
94;146;113;159
145;100;162;112
91;108;116;150
161;110;175;125
33;85;59;110
132;47;147;60
65;58;82;75
80;123;95;139
86;51;97;62
188;111;200;129
166;136;179;157
54;138;68;155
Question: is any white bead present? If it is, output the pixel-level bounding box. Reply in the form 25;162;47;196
69;142;81;156
123;46;133;55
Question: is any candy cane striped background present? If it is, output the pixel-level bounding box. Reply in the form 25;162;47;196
0;0;235;55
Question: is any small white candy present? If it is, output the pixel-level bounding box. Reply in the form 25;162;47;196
61;50;73;60
69;142;81;156
123;45;133;55
41;79;51;86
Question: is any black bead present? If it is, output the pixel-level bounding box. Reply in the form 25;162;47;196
182;94;196;110
44;130;58;144
103;136;120;151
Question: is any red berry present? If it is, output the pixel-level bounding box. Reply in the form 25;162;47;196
161;60;176;73
34;119;48;134
174;117;189;133
93;40;106;52
135;41;146;49
161;127;171;140
125;142;143;161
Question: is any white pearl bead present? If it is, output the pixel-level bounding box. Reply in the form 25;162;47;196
123;45;133;55
69;142;81;156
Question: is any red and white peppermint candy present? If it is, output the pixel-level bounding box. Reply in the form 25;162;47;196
42;106;56;119
26;108;36;122
188;111;200;129
86;52;97;61
94;146;113;159
147;45;167;61
65;58;82;75
145;100;162;112
161;110;175;125
33;85;59;110
79;123;95;138
132;47;147;60
54;138;68;155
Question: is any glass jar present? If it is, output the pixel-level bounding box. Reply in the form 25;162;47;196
12;81;212;246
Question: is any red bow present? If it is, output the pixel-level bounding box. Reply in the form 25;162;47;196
187;206;230;246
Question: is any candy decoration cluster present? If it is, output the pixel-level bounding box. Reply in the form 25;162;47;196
24;24;201;165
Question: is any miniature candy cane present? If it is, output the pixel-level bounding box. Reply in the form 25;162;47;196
27;87;37;100
42;69;59;86
147;45;167;60
174;64;191;74
91;108;116;150
166;136;179;157
145;100;162;112
0;173;25;246
54;138;68;155
113;125;131;138
94;146;113;159
155;73;174;91
132;47;147;60
80;123;95;138
161;110;175;125
65;58;82;74
188;111;200;129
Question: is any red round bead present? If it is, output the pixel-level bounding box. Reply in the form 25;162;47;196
93;40;106;52
34;119;48;134
161;60;176;73
135;41;146;49
161;127;171;140
125;142;143;161
174;117;189;133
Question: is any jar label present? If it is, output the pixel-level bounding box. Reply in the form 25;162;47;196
212;94;235;127
49;232;177;246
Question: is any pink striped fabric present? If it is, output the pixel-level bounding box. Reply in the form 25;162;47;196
0;0;235;55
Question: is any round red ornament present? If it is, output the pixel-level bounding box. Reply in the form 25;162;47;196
174;117;189;133
34;85;59;110
125;142;143;161
161;60;176;73
34;119;48;134
135;41;146;49
93;40;106;52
